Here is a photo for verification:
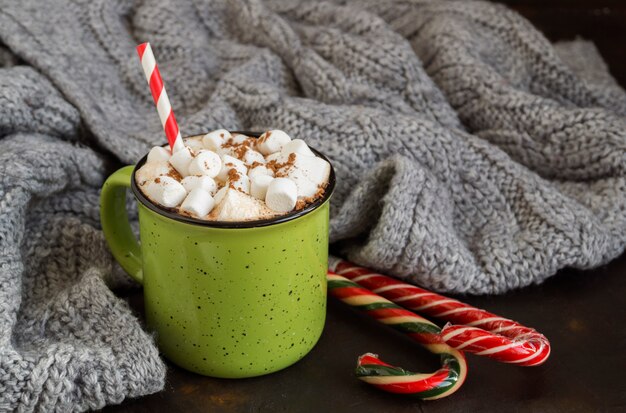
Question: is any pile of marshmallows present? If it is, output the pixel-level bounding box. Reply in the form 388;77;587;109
136;130;331;221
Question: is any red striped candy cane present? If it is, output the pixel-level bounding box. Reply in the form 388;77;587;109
327;272;468;399
136;42;185;153
330;258;550;367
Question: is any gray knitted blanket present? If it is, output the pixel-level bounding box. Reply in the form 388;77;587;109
1;0;625;410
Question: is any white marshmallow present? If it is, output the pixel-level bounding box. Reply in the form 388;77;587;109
248;165;275;180
188;150;222;178
250;175;274;200
265;152;282;163
203;129;230;151
223;154;247;170
215;145;236;158
147;146;171;163
229;133;250;145
168;146;194;177
144;176;187;208
211;188;271;221
265;178;297;213
184;137;205;152
292;153;331;186
285;167;319;198
213;186;228;204
256;130;291;155
277;153;331;198
240;148;265;166
135;161;173;186
227;173;250;194
216;154;248;182
180;175;217;194
180;188;215;218
281;139;315;157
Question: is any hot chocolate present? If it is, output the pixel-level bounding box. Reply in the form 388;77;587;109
135;130;331;221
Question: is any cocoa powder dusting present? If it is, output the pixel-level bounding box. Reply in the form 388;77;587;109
266;160;278;173
222;135;254;149
233;145;249;160
226;168;244;191
314;183;327;199
294;184;327;210
257;131;271;144
227;168;240;182
267;153;296;174
166;168;183;181
154;177;161;184
295;199;307;210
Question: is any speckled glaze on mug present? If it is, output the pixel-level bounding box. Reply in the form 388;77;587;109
100;133;335;378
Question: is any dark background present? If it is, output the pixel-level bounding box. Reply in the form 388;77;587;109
104;2;626;412
500;0;626;87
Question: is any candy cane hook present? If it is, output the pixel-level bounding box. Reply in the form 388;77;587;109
331;258;551;367
327;272;468;399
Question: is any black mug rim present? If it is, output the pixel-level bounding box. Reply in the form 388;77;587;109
130;131;336;229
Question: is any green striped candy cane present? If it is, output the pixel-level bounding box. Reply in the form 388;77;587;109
327;272;468;399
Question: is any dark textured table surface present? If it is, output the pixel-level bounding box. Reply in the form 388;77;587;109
104;2;626;412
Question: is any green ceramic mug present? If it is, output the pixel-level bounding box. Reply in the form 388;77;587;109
100;132;335;378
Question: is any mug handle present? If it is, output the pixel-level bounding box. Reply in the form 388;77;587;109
100;165;143;284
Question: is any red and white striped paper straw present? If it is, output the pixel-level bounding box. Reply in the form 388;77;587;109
136;42;185;153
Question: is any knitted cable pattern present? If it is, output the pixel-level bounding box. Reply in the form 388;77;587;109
0;0;625;410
